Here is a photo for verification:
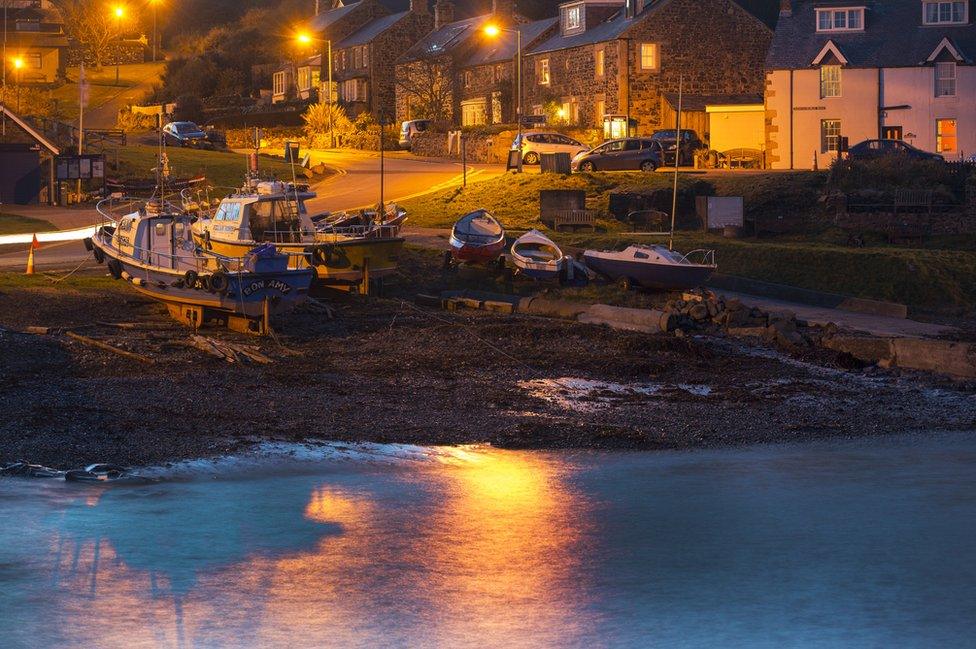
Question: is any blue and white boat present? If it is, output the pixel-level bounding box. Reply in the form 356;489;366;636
582;245;716;291
87;199;313;333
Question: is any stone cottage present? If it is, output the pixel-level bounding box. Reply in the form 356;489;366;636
521;0;773;137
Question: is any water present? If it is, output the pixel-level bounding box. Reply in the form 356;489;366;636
1;435;975;648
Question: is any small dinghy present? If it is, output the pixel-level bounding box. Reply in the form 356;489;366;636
583;244;716;290
511;230;564;280
0;460;62;478
65;464;151;484
449;210;506;266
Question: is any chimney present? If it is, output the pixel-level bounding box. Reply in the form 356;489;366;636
315;0;320;15
411;0;429;14
780;0;792;16
435;0;455;28
625;0;635;19
492;0;514;18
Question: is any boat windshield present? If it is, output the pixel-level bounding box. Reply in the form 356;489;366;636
249;200;304;243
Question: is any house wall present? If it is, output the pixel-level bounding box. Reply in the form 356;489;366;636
367;13;434;120
766;65;976;170
523;0;770;134
882;66;976;159
395;56;457;124
766;67;880;170
708;107;765;152
457;61;514;125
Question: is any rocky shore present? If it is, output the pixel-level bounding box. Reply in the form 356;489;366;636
1;269;974;469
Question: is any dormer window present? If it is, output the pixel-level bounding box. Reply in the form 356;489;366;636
816;7;864;32
923;1;967;25
561;3;584;35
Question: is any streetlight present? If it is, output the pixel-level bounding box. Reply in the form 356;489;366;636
114;5;124;86
149;0;160;63
296;31;334;148
12;55;22;112
484;23;522;172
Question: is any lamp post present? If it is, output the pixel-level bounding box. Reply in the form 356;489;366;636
484;23;522;172
114;6;124;86
297;32;333;148
150;0;159;62
12;55;22;112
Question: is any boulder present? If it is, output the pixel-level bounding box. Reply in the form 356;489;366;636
727;326;768;339
689;304;710;321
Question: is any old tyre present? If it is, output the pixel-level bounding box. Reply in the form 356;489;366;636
184;269;199;289
107;259;123;280
92;246;105;264
209;270;229;295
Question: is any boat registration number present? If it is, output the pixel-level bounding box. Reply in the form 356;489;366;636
242;279;292;296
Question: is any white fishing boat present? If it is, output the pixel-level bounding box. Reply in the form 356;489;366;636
582;245;716;290
510;230;564;280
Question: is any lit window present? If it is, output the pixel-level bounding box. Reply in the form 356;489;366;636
461;99;487;126
538;58;550;85
936;118;957;152
463;70;472;88
595;48;604;78
935;62;956;97
820;65;842;98
273;71;286;95
640;43;658;70
362;46;369;68
816;7;865;31
923;1;967;24
28;53;42;69
821;119;841;153
562;5;582;33
595;99;605;126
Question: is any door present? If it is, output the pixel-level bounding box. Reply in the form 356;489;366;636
617;139;644;170
883;126;903;140
149;220;174;268
600;140;630;169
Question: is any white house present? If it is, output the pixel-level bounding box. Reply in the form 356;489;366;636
766;0;976;169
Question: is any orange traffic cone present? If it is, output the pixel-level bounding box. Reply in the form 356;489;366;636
25;234;39;275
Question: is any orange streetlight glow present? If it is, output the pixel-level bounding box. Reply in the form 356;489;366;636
483;24;500;37
296;32;313;45
12;57;24;69
114;5;124;18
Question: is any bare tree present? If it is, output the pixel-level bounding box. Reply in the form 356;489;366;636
395;58;454;124
57;0;123;69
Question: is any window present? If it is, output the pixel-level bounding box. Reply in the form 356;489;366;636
297;67;311;92
820;65;842;98
214;202;242;222
640;43;658;70
362;46;369;68
595;99;605;126
491;91;502;124
28;53;42;69
561;4;583;34
463;70;472;88
594;48;605;78
821;119;842;153
816;7;865;31
353;48;362;69
538;58;550;85
15;21;40;32
936;118;957;152
923;1;967;24
273;71;286;96
461;99;486;126
936;62;956;96
341;78;366;102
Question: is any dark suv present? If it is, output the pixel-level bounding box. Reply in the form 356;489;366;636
848;139;944;162
571;138;663;172
650;129;703;166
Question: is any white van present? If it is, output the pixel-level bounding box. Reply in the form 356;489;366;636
399;119;432;150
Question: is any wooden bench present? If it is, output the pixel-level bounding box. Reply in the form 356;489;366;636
894;189;933;215
551;209;597;232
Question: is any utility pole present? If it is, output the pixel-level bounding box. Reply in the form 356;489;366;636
669;74;682;252
379;114;385;210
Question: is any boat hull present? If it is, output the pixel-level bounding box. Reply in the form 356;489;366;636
449;235;507;265
583;253;715;290
194;233;404;289
91;235;312;319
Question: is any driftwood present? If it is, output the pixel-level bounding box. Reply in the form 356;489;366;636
66;331;156;364
188;334;272;364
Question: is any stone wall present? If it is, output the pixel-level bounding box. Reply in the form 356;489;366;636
835;210;976;235
364;12;434;120
457;61;515;124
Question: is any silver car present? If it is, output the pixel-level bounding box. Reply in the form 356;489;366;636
512;131;589;165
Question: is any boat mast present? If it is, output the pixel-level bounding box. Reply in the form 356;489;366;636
669;74;682;252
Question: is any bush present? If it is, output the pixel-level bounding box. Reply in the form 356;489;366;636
173;94;204;123
301;102;352;147
829;157;963;202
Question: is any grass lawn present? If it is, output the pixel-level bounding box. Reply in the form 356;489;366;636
399;172;976;315
0;214;56;236
50;63;165;120
0;271;118;290
113;144;299;190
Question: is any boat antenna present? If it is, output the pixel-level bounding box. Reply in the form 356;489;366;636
669;74;682;252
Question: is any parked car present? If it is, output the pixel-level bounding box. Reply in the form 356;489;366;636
571;138;663;172
650;129;704;166
848;139;944;162
399;119;432;150
162;121;208;147
512;131;589;165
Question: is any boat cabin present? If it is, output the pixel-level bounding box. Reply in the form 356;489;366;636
199;181;316;244
113;210;199;270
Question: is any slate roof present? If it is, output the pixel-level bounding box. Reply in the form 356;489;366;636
767;0;976;69
526;4;636;54
309;2;361;32
337;11;410;48
399;15;490;62
461;17;558;68
662;93;764;111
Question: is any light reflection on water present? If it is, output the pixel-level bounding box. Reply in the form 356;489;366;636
1;437;975;648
